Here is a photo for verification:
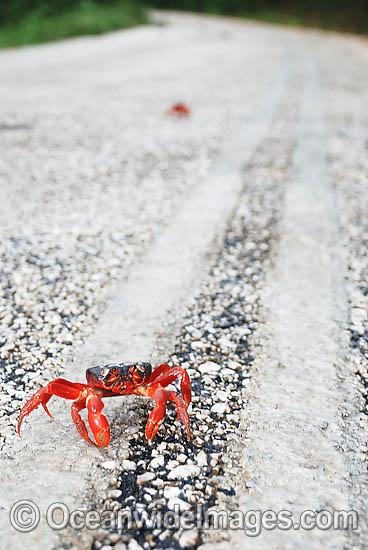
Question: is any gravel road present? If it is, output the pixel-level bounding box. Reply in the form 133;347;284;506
0;10;368;550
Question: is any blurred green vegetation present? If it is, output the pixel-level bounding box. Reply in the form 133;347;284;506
0;0;148;47
150;0;368;33
0;0;367;47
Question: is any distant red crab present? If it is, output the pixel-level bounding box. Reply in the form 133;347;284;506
167;103;191;117
17;362;191;447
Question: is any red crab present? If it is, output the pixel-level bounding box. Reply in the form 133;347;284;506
17;362;191;448
167;103;191;117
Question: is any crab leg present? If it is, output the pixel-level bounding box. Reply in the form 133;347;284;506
17;379;86;436
71;391;110;448
166;389;191;440
137;384;191;440
147;363;172;383
149;366;192;407
86;391;110;447
136;386;168;440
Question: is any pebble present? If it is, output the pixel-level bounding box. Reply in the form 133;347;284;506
167;460;179;469
218;336;236;350
198;361;220;374
216;390;228;402
210;402;229;414
151;479;165;489
191;341;206;351
177;453;187;464
101;461;118;470
227;360;242;370
149;456;165;469
163;486;180;499
167;497;191;512
168;465;200;480
137;472;156;485
195;451;208;467
121;460;137;471
179;529;200;547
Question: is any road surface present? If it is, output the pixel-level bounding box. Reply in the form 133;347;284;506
0;10;368;550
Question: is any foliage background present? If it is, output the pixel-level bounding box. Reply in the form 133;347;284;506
151;0;368;33
0;0;367;47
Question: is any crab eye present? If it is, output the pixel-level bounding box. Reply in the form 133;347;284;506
129;364;144;383
101;367;119;382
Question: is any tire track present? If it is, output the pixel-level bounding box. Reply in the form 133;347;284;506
82;82;298;550
214;48;368;550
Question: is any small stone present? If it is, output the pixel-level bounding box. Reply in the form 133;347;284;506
195;450;208;466
198;361;220;374
144;487;158;496
191;341;206;350
205;485;216;497
121;460;137;471
168;465;200;480
128;541;144;550
108;534;121;543
137;472;156;485
217;390;228;401
227;360;242;370
179;529;200;547
167;460;179;469
149;455;165;469
222;368;235;376
158;529;171;542
101;460;117;470
210;402;229;414
163;486;180;499
151;478;165;488
218;336;236;350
